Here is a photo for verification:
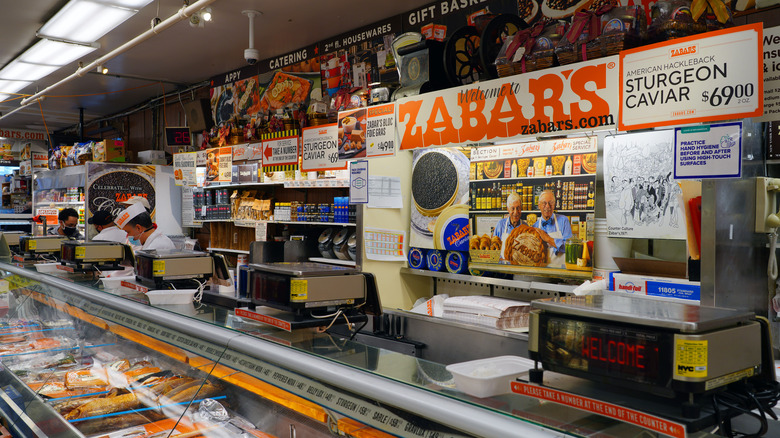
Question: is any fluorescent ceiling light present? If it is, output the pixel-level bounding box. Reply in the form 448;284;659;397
0;94;10;103
38;0;137;44
103;0;153;7
0;60;60;81
19;39;98;66
0;80;32;94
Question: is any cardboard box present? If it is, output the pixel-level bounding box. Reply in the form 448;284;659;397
609;258;700;302
138;150;166;164
95;139;125;162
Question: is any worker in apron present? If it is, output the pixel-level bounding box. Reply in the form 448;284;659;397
493;192;524;263
533;190;572;268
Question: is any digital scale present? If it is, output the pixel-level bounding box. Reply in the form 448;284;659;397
59;241;130;272
135;249;229;289
245;262;381;329
15;235;70;261
528;295;775;424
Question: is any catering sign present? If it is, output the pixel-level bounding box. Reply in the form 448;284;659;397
619;23;763;131
301;124;345;172
674;123;742;179
397;56;618;150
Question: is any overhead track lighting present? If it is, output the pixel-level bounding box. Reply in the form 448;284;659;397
201;7;212;21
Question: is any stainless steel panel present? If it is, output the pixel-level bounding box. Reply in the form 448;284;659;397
249;261;357;276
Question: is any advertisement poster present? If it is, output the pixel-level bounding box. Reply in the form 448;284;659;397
409;148;470;251
338;108;367;159
365;103;396;158
257;45;320;112
173;152;197;186
261;132;299;169
85;163;156;238
604;131;685;240
469;138;597;277
232;142;263;161
757;25;780;122
619;23;763;131
205;147;232;183
397;55;619;150
349;160;368;204
209;65;259;126
674;122;742;179
301;124;345;172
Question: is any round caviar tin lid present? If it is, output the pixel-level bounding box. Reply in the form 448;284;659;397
445;251;469;274
426;249;445;271
408;247;427;269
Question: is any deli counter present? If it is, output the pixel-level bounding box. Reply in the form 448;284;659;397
0;262;728;438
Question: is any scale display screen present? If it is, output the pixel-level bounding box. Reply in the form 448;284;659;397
539;314;674;387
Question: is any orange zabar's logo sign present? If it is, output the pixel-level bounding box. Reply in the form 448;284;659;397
670;45;697;57
398;61;615;149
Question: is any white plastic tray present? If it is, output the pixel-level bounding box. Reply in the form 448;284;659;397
446;355;535;398
34;262;60;273
146;289;196;305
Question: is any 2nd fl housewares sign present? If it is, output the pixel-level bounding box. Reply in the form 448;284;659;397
620;23;763;131
397;55;619;149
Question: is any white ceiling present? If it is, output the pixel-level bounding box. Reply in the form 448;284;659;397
0;0;432;132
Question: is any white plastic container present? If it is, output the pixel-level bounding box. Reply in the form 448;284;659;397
446;355;535;398
146;289;196;305
34;262;60;273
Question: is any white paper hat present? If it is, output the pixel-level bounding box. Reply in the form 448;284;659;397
120;196;151;210
115;202;147;228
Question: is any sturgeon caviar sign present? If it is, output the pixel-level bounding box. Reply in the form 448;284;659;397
619;23;763;131
397;56;618;150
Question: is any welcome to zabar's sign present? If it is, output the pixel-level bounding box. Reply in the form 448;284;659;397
397;55;619;150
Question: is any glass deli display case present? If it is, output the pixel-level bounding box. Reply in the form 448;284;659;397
0;263;726;438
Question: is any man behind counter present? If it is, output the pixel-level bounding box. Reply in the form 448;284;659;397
48;207;82;239
88;211;127;243
115;203;175;251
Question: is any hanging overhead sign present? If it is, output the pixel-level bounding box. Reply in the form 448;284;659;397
397;56;619;150
619;23;763;131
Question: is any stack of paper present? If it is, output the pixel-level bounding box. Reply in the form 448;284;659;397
442;296;531;330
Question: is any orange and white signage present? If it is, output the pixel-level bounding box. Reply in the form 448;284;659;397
262;134;299;167
512;382;686;438
620;23;763;131
301;124;344;172
365;103;396;158
397;56;619;150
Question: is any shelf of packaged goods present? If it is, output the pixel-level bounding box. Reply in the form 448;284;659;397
200;180;349;189
203;182;283;189
207;247;250;255
473;174;596;182
309;257;356;267
34;201;83;206
468;209;592;214
400;267;578;294
220;219;355;227
467;262;592;281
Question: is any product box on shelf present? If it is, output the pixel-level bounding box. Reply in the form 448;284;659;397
609;258;699;302
94;139;125;162
138;150;166;164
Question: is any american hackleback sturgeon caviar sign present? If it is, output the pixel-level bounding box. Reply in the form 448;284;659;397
619;23;763;131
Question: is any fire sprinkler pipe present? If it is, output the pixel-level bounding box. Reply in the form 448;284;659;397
12;0;219;110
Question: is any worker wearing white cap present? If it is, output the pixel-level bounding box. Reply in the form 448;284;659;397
115;203;175;251
119;195;151;210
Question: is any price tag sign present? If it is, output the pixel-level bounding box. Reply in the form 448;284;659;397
173;152;197;186
620;23;763;130
349;160;368;204
301;124;345;172
255;221;267;241
365;103;396;158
